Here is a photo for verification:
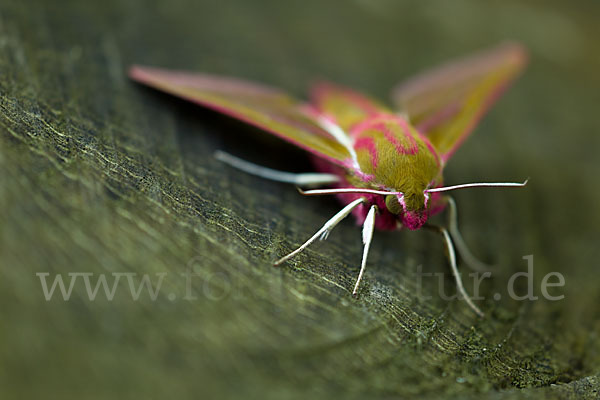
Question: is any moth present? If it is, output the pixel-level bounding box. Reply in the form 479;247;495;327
129;42;528;316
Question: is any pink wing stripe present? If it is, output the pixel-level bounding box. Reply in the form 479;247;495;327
424;139;441;168
354;137;379;169
392;117;420;155
375;122;418;155
349;113;409;135
350;114;418;156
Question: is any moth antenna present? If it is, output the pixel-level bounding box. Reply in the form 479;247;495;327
426;179;528;193
353;205;377;297
274;198;365;266
445;196;493;272
215;150;340;187
298;188;403;196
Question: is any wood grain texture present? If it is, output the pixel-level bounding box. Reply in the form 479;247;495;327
1;0;599;399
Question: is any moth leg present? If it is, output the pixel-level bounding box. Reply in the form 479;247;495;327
428;224;485;317
352;205;377;297
445;196;493;272
274;198;365;266
215;150;340;187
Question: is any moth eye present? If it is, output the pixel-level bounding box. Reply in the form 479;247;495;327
385;194;403;215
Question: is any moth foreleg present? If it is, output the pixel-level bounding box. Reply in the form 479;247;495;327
274;198;365;266
215;150;340;187
352;205;377;297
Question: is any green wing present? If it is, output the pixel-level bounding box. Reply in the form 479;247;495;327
391;42;528;162
129;66;353;167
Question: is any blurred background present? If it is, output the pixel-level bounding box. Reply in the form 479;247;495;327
1;0;599;398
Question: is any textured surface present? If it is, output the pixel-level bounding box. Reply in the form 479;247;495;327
1;1;599;399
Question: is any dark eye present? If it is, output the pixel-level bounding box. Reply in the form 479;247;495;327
385;194;402;215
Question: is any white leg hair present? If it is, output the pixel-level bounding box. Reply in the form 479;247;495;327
352;205;377;296
445;196;492;272
215;150;340;187
435;225;484;317
274;198;366;266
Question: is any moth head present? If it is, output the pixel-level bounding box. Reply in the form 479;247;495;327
385;190;430;230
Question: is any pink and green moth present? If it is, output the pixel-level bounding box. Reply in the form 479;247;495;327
129;42;528;317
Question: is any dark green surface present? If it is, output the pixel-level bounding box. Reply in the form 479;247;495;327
1;1;599;399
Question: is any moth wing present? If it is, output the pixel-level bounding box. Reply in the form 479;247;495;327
391;42;528;161
309;81;392;132
129;66;353;167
